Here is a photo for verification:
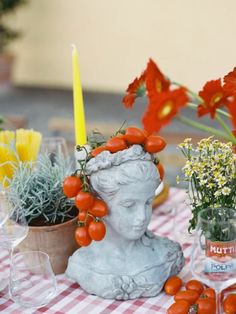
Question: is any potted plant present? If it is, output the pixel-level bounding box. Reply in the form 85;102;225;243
0;0;27;85
8;153;78;274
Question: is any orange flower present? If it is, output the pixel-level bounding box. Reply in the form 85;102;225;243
223;67;236;96
197;79;228;118
122;72;146;108
145;58;170;98
142;88;188;133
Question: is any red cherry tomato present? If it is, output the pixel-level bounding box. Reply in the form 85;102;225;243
124;127;146;144
164;275;183;296
186;279;204;295
91;146;107;157
196;297;216;314
143;130;150;138
78;210;87;221
88;220;106;241
78;211;94;225
86;215;94;226
75;226;92;247
63;176;82;198
89;199;109;217
144;135;166;153
223;294;236;314
75;191;94;211
167;300;190;314
201;288;216;300
106;137;128;153
157;162;165;181
174;290;199;305
117;133;125;139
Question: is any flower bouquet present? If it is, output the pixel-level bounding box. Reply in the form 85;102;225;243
178;137;236;232
122;59;236;145
0;129;42;187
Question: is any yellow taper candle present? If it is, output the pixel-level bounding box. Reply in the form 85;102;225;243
72;45;87;146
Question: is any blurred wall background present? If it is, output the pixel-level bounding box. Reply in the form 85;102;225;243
9;0;236;92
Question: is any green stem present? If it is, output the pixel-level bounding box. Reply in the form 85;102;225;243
215;108;231;119
215;114;236;143
176;115;234;142
171;81;202;102
187;103;231;119
172;81;232;119
114;120;127;136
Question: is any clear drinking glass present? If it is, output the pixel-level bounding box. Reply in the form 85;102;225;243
40;137;69;160
0;207;29;291
9;251;57;309
172;201;195;246
0;190;11;227
190;207;236;313
0;208;29;250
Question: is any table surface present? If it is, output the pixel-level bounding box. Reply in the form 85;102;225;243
0;188;193;314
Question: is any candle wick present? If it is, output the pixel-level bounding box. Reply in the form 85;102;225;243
71;44;76;50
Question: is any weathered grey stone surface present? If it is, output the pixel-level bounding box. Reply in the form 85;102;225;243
66;145;184;299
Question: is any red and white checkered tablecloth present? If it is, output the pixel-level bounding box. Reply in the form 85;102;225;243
0;188;193;314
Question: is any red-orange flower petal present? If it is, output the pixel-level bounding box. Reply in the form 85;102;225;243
122;94;136;109
122;71;146;108
126;72;146;94
145;58;170;99
142;88;188;133
223;67;236;96
197;79;228;119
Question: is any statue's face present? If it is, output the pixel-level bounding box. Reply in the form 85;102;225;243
106;180;156;240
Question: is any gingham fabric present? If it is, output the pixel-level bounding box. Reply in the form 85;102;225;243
0;188;193;314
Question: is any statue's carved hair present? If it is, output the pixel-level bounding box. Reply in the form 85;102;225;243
86;145;160;200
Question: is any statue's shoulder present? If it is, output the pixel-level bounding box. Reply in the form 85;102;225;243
142;230;182;254
67;246;95;269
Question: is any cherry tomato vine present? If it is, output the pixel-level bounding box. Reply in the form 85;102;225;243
63;126;166;247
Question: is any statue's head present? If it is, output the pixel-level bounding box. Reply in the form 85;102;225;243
86;145;160;240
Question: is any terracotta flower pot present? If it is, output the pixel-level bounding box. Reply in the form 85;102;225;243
18;217;78;275
0;53;14;84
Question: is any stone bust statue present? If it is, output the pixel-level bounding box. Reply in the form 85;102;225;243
66;145;184;300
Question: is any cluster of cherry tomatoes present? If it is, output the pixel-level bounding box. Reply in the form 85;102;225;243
165;276;236;314
63;175;108;247
91;126;166;180
63;126;166;247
